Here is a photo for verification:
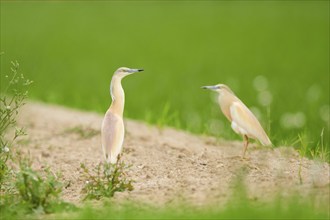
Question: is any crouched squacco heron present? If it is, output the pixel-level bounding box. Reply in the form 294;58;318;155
101;67;143;164
202;84;271;158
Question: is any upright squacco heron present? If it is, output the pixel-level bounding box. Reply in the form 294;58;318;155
202;84;271;158
101;67;143;164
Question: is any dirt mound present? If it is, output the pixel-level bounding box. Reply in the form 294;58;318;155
16;102;329;207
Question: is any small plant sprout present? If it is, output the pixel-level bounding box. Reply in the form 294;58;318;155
296;133;311;184
157;102;181;129
15;153;64;213
310;128;329;162
64;126;100;139
80;155;134;200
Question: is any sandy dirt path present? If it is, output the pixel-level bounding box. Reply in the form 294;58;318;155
15;102;329;208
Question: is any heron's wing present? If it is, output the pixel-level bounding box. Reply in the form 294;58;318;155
101;111;121;157
230;101;271;145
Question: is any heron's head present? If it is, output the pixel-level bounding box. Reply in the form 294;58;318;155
114;67;144;77
201;84;234;94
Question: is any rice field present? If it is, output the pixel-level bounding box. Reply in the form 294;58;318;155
1;1;329;151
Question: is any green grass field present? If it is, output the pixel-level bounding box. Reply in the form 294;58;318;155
1;1;329;151
2;180;329;220
0;1;329;219
1;170;329;220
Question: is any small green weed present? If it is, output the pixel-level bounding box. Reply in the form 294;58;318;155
292;130;329;162
310;128;329;162
64;126;100;139
0;60;75;218
15;153;64;214
295;133;309;184
0;60;32;189
80;157;134;200
156;102;181;130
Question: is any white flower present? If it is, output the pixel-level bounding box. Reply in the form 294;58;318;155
85;180;89;184
6;105;11;110
3;146;9;153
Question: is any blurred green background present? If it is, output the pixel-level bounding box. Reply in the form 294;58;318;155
1;1;329;151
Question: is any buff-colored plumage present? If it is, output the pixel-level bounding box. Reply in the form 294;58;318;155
101;67;143;164
202;84;271;158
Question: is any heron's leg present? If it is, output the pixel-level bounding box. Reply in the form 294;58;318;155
242;135;249;158
117;153;121;163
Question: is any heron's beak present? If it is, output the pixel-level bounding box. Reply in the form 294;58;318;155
201;85;219;90
128;69;144;73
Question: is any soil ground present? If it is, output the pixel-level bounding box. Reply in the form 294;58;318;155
15;102;330;208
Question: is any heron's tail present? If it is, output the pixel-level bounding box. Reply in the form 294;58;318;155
260;135;272;146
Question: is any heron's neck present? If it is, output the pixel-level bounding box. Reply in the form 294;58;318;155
109;76;125;116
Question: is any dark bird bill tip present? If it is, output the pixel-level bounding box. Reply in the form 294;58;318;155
138;69;144;72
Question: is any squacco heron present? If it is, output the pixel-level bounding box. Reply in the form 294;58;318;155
101;67;143;164
202;84;271;158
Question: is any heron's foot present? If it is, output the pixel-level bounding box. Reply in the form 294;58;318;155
240;156;251;161
225;155;241;160
246;163;260;171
